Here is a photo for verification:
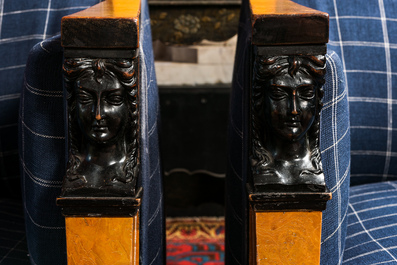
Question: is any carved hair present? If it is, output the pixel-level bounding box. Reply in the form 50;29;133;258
63;58;139;184
251;55;326;177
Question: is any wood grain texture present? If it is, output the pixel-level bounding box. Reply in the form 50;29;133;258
61;0;140;48
249;0;328;45
252;211;322;265
66;214;139;265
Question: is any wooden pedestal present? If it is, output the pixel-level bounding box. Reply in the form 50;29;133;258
65;213;139;265
250;210;322;265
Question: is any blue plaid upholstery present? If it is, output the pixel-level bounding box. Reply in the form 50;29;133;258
139;1;165;264
294;1;397;264
0;1;100;264
295;0;397;187
0;200;29;264
344;181;397;264
0;0;101;199
17;0;164;264
225;1;350;265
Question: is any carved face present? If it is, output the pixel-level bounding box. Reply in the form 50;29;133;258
264;71;317;142
75;74;129;144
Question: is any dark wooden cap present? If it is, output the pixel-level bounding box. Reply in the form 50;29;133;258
61;0;140;49
250;0;329;45
247;183;332;211
57;188;143;217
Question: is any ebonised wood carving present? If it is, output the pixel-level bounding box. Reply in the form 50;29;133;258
62;56;139;197
251;53;326;193
57;0;142;213
57;2;142;263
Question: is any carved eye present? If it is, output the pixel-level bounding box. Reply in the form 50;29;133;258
77;91;94;104
298;86;315;100
106;94;124;105
269;87;288;100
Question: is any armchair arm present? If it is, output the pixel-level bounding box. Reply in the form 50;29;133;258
56;1;162;264
226;1;349;265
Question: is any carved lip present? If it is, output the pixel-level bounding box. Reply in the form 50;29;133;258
92;125;108;132
285;120;300;127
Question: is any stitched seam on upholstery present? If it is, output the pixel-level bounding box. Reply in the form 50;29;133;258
321;126;349;154
321;205;348;244
25;83;63;97
21;120;65;140
24;205;64;229
226;237;242;265
230;115;243;138
0;236;26;263
0;93;20;101
39;41;51;54
0;64;25;71
378;0;393;181
0;0;4;39
330;160;350;194
321;85;347;110
228;153;243;181
20;157;63;186
327;45;343;259
226;195;243;225
149;159;160;180
0;34;44;44
148;195;162;226
24;79;63;94
148;119;157;136
2;6;93;16
148;246;160;265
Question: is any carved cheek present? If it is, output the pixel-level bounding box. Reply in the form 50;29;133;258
299;100;316;132
77;102;95;133
105;104;128;134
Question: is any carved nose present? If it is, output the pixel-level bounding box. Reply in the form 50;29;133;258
291;91;299;115
95;100;102;120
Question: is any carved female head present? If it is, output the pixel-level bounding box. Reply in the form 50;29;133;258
63;58;138;185
251;55;326;179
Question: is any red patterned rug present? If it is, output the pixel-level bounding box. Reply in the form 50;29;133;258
166;217;225;265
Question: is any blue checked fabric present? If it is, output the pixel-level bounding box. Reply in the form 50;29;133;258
18;0;164;264
225;0;350;264
295;1;397;264
0;0;101;199
295;0;397;187
0;200;29;265
1;1;100;264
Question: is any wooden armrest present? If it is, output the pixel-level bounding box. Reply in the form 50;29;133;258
58;1;142;263
250;0;328;45
61;0;140;49
245;1;331;264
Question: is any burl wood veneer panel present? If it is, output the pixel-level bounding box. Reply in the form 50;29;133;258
66;215;139;265
253;211;322;265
